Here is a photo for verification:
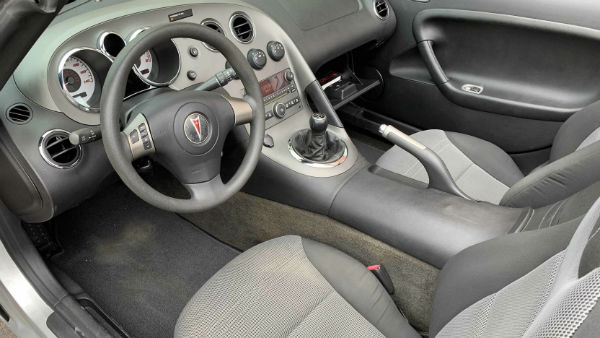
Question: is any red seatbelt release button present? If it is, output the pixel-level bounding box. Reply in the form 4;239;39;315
367;264;394;294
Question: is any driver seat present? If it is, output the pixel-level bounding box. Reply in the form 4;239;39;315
175;199;600;337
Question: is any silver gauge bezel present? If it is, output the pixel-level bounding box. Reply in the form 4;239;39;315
229;12;255;44
200;19;225;52
97;31;125;60
57;48;109;113
127;27;181;87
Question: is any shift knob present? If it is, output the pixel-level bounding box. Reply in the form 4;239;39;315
309;113;328;135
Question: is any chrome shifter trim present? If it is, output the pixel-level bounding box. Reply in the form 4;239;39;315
288;138;348;168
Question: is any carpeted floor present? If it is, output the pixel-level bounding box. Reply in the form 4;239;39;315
0;320;15;338
51;184;239;338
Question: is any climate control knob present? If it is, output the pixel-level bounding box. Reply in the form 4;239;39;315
273;102;286;118
267;41;285;61
247;49;267;70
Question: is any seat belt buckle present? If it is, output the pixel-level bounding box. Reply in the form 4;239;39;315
367;264;394;294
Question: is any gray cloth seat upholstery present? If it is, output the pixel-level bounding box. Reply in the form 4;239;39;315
376;101;600;207
175;235;420;338
176;201;600;337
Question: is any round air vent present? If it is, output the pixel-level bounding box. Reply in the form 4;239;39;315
373;0;389;20
6;104;32;124
201;19;225;52
39;130;82;169
230;13;254;43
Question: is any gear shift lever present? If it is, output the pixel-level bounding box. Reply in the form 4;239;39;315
289;113;346;163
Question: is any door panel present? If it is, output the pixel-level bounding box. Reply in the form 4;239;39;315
363;0;600;168
414;9;600;121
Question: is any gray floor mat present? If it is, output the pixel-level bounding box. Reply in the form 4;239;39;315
51;183;239;338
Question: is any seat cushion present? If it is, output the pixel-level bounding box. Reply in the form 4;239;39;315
175;235;420;338
376;130;524;204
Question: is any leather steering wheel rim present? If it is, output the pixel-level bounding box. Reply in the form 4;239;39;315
100;23;265;213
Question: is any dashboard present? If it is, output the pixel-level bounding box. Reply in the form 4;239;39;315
0;0;395;222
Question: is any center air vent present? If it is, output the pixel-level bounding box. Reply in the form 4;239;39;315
374;0;389;19
230;13;254;43
6;104;32;124
39;130;82;169
201;19;225;51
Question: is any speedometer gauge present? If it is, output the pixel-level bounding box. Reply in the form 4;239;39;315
134;50;153;79
60;56;98;110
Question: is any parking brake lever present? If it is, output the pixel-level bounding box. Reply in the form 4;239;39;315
379;124;471;200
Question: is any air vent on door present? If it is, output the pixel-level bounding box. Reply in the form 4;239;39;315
374;0;389;20
201;19;225;52
6;104;32;124
39;130;82;169
230;13;254;43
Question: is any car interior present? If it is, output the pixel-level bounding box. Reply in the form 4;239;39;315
1;0;600;337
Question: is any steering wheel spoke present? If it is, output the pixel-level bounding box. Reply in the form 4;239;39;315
223;95;254;126
183;176;225;200
121;113;155;161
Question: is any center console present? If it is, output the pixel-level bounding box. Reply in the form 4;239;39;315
260;68;303;128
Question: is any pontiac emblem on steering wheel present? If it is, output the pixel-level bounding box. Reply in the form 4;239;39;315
184;112;211;144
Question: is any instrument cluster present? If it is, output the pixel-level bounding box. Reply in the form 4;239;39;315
58;29;180;112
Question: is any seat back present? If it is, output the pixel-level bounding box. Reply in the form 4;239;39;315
500;102;600;208
433;198;600;337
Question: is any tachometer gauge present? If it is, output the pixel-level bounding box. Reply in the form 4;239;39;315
60;56;99;110
134;50;153;79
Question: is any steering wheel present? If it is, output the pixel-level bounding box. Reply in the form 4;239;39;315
100;23;265;213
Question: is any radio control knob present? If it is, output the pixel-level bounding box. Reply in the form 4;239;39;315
247;49;267;70
284;70;295;82
273;102;286;118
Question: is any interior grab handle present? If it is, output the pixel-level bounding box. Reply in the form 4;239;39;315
379;124;472;200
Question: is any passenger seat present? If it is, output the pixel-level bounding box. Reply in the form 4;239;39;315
376;101;600;207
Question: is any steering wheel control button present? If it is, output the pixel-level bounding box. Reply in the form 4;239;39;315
187;70;197;81
247;49;267;70
189;46;199;57
183;113;211;145
267;41;285;61
273;102;286;118
143;138;152;150
129;130;140;144
263;134;274;148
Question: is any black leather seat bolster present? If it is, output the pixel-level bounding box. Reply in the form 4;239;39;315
301;238;421;338
550;100;600;161
429;219;580;336
500;142;600;208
